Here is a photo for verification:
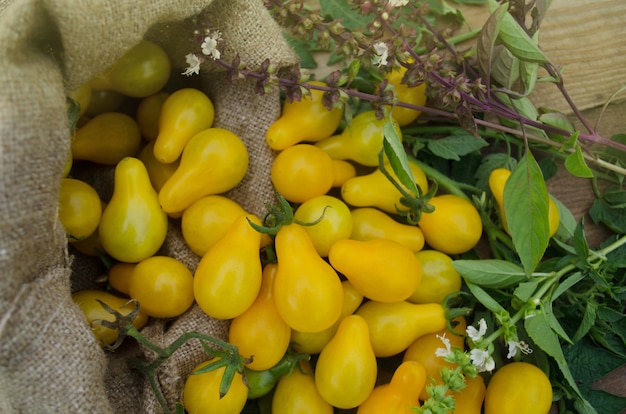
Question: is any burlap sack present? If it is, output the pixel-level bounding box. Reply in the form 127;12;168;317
0;0;297;412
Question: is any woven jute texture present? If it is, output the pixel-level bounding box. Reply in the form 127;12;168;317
0;0;297;412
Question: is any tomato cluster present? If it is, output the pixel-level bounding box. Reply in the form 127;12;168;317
63;39;553;414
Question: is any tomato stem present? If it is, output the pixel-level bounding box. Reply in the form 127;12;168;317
102;310;248;413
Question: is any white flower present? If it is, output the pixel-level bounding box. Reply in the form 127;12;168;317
182;53;202;76
466;318;488;342
507;340;533;359
435;334;452;358
201;31;222;60
470;348;495;372
388;0;409;7
372;42;389;67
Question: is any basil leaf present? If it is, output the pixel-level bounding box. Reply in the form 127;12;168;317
476;3;507;80
454;259;526;289
499;9;549;63
383;118;418;196
505;152;550;275
319;0;370;30
426;133;489;161
564;144;594;178
465;282;506;314
525;309;598;414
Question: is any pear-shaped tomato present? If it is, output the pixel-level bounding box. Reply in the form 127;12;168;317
266;80;343;150
138;141;179;193
357;360;427;414
315;110;402;167
158;127;248;214
291;279;363;355
453;374;486;414
99;157;168;263
153;88;215;163
350;207;425;253
228;263;291;371
314;315;377;409
328;238;422;303
272;359;334;414
356;301;446;357
91;40;170;98
273;223;343;333
194;214;262;319
341;160;429;214
72;112;141;165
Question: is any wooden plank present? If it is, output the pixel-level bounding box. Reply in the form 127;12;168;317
457;0;626;113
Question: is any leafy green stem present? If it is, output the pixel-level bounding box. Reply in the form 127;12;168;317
408;155;480;200
124;324;247;412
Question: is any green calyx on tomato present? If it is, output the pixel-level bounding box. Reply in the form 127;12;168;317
246;191;330;237
244;349;310;399
376;151;438;225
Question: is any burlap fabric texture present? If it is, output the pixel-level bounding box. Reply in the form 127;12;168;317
0;0;297;412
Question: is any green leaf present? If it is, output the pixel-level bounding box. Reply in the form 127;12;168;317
513;279;541;303
544;300;573;344
453;259;527;289
525;309;598;414
426;0;463;18
538;111;576;142
505;152;551;275
552;195;577;241
589;197;626;234
495;93;539;123
474;152;516;191
383;118;419;196
538;111;575;132
319;0;371;30
499;9;549;63
572;301;598;343
518;30;540;94
519;56;539;95
283;34;317;69
573;219;590;262
533;0;554;28
465;282;506;313
551;271;584;301
476;3;508;79
565;144;594;178
426;133;489;161
564;339;626;414
602;188;626;206
490;44;519;89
